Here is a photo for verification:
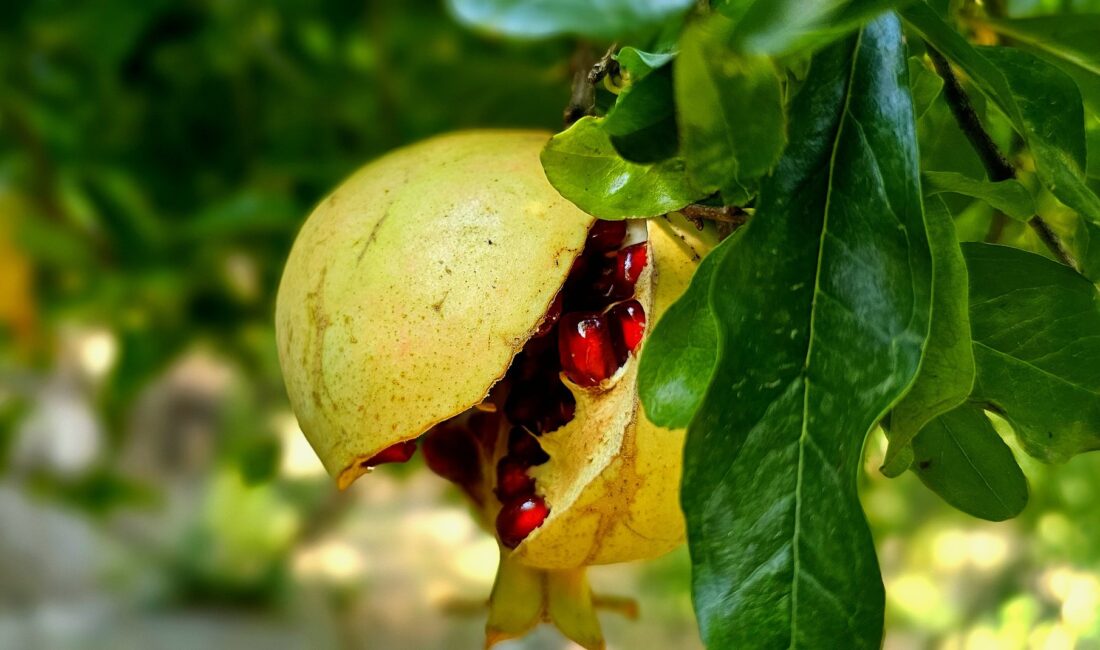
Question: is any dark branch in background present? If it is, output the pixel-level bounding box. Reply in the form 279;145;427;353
563;43;599;127
926;45;1079;270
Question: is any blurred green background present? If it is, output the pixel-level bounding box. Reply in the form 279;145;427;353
0;1;1098;648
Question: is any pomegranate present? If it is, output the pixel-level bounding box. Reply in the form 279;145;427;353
275;131;714;648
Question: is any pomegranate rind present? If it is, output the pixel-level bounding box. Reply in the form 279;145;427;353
275;131;593;486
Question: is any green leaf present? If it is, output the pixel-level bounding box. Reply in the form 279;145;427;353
445;0;694;40
921;171;1035;221
964;242;1100;463
683;16;931;647
541;117;705;219
882;196;974;477
909;403;1029;521
909;55;943;120
637;230;734;428
975;14;1100;113
712;0;911;57
603;48;678;163
977;15;1100;79
1073;217;1100;283
675;14;786;204
903;4;1100;229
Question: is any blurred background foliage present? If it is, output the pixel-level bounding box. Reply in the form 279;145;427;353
0;0;1098;648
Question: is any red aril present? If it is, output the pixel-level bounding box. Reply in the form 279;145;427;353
609;300;646;355
615;243;648;288
559;312;618;386
508;427;550;465
586;220;627;253
496;496;550;549
496;457;536;499
422;424;481;486
363;440;417;467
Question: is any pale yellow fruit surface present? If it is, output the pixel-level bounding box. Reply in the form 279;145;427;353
276;131;594;487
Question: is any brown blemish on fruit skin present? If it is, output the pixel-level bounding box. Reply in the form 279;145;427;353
357;207;392;264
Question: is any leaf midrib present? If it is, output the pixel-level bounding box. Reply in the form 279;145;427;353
790;27;865;649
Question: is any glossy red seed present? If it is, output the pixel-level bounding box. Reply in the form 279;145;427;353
610;299;647;354
508;427;550;465
534;292;563;337
363;440;417;467
496;457;536;499
422;425;481;485
587;220;627;252
496;496;550;549
558;311;618;387
615;242;649;288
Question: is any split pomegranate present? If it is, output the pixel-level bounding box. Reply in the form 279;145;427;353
275;131;715;649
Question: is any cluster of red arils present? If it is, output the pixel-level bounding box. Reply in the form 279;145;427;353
358;220;650;549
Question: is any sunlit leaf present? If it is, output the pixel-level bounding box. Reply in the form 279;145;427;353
964;242;1100;462
541;117;705;218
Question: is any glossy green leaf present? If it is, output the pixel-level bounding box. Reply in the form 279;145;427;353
882;196;974;477
712;0;911;57
909;403;1029;521
904;4;1100;229
675;14;786;204
445;0;694;40
637;230;735;428
921;171;1035;221
964;242;1100;462
683;16;931;647
541;117;705;219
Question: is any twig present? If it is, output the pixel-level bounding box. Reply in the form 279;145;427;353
926;45;1078;270
679;204;749;226
563;43;598;127
587;43;619;86
927;47;1014;182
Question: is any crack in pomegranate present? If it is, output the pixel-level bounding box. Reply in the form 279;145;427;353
416;219;651;549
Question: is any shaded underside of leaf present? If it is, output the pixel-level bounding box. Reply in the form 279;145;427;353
963;242;1100;463
882;195;974;477
682;15;931;648
910;403;1029;521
